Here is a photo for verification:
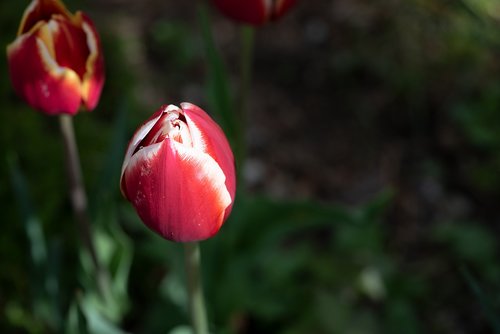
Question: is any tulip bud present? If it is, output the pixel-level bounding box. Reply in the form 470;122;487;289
210;0;297;25
6;0;105;115
120;103;236;242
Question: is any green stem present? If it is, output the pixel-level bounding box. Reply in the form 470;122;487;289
184;242;209;334
238;25;255;121
236;26;255;185
58;115;110;300
197;4;249;174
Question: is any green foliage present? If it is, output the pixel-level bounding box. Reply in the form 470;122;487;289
121;192;396;333
452;85;500;191
433;223;497;265
2;0;500;333
148;21;197;70
461;268;500;334
453;85;500;150
198;4;239;152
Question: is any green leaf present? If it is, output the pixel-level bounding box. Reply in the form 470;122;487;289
80;296;130;334
160;267;188;312
7;154;62;330
66;299;89;334
197;3;238;149
384;299;420;334
433;222;496;264
79;217;133;322
461;267;500;333
90;103;128;217
7;154;47;269
169;325;194;334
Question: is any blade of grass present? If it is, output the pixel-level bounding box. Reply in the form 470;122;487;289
8;154;47;267
461;266;500;333
90;103;128;217
197;3;243;167
7;154;62;329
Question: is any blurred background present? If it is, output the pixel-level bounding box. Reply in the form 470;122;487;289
1;0;500;333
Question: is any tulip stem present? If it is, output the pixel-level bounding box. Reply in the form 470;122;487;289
58;115;109;300
236;25;255;182
238;25;254;120
184;242;209;334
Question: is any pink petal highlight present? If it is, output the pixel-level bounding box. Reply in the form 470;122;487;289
181;102;236;213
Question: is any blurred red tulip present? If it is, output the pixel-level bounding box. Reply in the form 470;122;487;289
6;0;105;115
210;0;296;25
120;103;236;242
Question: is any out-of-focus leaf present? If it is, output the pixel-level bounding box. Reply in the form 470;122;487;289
169;325;193;334
8;154;47;268
314;291;379;334
351;189;394;224
197;3;238;151
78;102;133;322
5;302;44;333
200;192;393;330
221;194;354;249
198;3;233;123
90;103;128;216
148;21;196;69
433;222;496;264
65;299;89;334
461;0;500;22
79;215;132;322
314;290;350;333
80;296;130;334
461;267;500;333
385;299;420;334
161;270;188;312
7;154;62;330
358;266;386;301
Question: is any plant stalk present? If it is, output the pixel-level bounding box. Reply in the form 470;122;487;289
236;25;255;184
238;25;255;120
58;115;109;300
184;242;209;334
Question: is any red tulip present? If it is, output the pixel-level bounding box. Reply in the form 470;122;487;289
120;103;236;242
210;0;297;25
6;0;105;115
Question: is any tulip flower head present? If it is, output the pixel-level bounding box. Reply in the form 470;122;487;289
120;103;236;242
6;0;105;115
210;0;297;25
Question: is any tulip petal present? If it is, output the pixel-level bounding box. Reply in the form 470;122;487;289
211;0;295;24
48;15;89;80
120;106;176;188
18;0;71;35
181;102;236;210
10;1;104;114
7;30;82;115
123;139;232;242
80;13;105;111
273;0;297;20
211;0;268;25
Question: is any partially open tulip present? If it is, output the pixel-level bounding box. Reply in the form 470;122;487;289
6;0;104;115
210;0;296;25
120;103;236;242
